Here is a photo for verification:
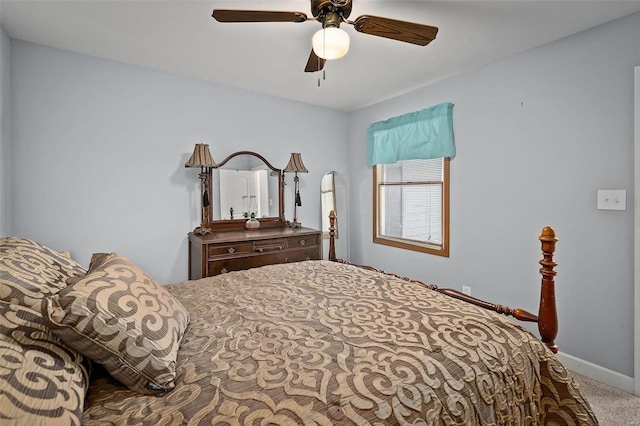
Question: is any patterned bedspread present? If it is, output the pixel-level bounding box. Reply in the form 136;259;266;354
82;260;597;425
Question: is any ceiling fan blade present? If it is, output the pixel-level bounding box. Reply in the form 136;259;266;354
304;49;326;73
212;9;308;23
352;15;438;46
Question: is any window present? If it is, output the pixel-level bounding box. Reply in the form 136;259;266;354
367;102;454;256
373;157;449;256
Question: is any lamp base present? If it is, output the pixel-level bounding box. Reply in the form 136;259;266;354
193;226;213;235
286;220;302;228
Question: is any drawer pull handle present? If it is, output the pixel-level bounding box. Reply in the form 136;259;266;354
255;245;284;253
299;239;306;246
220;268;228;274
228;247;235;254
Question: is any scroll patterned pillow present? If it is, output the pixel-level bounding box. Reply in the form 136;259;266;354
0;237;86;310
42;253;190;394
65;252;110;286
0;300;90;425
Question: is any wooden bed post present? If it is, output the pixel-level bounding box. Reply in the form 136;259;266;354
538;226;559;353
328;210;336;261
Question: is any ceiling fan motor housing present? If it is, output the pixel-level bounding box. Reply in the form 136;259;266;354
323;12;342;29
311;0;352;20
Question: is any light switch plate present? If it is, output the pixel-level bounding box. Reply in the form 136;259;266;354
597;190;626;211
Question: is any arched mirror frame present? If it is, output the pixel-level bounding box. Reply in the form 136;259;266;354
321;170;349;261
207;151;285;231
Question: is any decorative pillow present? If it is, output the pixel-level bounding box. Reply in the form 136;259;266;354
42;253;190;394
65;252;110;286
0;300;90;425
0;237;87;311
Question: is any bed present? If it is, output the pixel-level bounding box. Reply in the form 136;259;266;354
0;225;598;425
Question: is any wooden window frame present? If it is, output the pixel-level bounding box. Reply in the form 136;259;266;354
372;158;450;257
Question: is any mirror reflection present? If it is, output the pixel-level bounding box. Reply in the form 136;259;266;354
210;152;281;221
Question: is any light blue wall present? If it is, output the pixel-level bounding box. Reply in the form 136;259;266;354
349;13;640;377
6;11;639;381
9;40;350;284
0;23;11;236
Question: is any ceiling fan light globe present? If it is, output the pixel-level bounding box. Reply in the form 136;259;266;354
312;27;350;60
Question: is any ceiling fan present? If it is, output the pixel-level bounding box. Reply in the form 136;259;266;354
212;0;439;73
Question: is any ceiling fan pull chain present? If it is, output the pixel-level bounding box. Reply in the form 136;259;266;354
318;69;326;87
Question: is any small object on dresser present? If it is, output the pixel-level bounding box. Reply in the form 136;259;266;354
245;213;260;231
242;195;249;218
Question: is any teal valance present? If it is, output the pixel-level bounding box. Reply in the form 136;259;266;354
367;102;455;166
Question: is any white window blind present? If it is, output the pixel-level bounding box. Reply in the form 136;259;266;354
378;158;444;247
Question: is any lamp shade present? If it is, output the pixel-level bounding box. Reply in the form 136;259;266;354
185;144;215;168
312;27;350;60
284;153;308;173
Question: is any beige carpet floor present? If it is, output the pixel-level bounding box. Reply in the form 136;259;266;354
572;371;640;425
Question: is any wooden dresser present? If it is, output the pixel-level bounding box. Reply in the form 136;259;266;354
188;226;322;279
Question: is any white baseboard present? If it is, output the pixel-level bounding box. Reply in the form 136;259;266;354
557;352;636;394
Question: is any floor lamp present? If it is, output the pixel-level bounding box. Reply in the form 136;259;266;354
185;143;216;235
284;153;308;228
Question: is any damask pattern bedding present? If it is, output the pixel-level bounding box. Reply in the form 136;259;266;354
0;238;90;425
0;300;90;425
82;260;597;425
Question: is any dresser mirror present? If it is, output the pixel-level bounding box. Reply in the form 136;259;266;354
209;151;284;229
321;171;348;260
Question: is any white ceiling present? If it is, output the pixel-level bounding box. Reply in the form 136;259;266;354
1;0;639;112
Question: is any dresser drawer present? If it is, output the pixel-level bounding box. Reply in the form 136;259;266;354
208;242;253;258
254;238;286;253
208;258;254;275
280;247;320;263
207;252;285;275
286;234;318;249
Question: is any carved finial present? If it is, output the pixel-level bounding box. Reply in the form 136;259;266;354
328;210;337;261
539;226;558;278
540;226;557;239
538;226;559;353
539;226;558;248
